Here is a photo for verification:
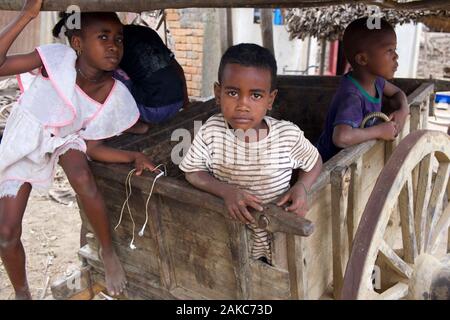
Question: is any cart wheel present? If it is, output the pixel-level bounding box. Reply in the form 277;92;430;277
342;130;450;299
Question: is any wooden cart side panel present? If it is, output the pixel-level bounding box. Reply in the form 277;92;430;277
298;184;333;300
327;141;386;299
159;198;239;299
249;260;291;300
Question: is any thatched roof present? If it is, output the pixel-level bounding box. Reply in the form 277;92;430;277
286;3;450;40
0;0;449;12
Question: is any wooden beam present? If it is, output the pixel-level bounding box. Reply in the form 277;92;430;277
1;0;448;12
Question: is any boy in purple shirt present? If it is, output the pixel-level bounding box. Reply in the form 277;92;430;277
317;17;409;162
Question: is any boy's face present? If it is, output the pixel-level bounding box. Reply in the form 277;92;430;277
358;31;398;79
214;63;277;132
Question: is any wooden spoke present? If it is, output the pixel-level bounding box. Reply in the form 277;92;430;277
379;240;413;279
378;282;409;300
399;177;417;263
415;153;433;253
425;163;450;251
428;203;450;254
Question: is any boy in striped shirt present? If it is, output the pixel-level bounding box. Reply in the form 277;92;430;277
179;43;322;264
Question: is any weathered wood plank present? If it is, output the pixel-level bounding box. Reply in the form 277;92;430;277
226;221;252;299
348;158;362;250
379;240;413;279
428;203;450;254
415;153;433;253
410;102;422;133
406;82;434;106
399;177;418;264
286;234;308;299
148;196;177;290
378;282;409;300
5;0;447;12
331;166;351;299
250;260;291;299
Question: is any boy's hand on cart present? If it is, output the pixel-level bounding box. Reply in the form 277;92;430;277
389;109;408;133
377;120;398;141
277;183;308;217
222;186;263;224
21;0;43;19
133;152;156;176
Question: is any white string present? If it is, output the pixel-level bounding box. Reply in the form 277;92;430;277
139;164;167;237
115;164;167;250
115;169;137;250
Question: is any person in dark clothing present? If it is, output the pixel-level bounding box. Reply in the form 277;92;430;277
117;24;189;134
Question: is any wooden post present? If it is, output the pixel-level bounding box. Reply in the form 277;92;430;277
219;8;233;54
348;158;362;251
331;166;351;299
410;102;422;133
286;234;308;300
319;39;326;75
260;9;274;55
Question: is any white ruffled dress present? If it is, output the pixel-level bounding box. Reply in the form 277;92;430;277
0;44;139;198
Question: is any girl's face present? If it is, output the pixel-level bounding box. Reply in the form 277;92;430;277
73;18;124;71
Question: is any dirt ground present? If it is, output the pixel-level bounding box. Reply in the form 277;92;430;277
0;172;82;300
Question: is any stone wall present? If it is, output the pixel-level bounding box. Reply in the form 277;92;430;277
417;31;450;80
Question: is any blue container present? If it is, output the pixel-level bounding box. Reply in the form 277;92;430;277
435;92;450;104
273;9;283;25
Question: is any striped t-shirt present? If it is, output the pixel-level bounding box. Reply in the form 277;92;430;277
179;113;319;262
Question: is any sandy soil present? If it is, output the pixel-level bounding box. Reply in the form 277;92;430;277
0;177;82;300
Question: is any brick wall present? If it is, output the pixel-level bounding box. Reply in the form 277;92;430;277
417;31;450;80
166;9;206;98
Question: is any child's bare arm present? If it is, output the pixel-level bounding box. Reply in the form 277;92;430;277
185;171;262;224
86;140;155;175
383;81;409;130
277;155;323;217
0;0;43;77
333;121;397;148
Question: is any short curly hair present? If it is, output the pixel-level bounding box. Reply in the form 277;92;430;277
343;17;395;66
218;43;277;90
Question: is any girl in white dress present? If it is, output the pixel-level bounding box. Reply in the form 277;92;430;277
0;0;156;299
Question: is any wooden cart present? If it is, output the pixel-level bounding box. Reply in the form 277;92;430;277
56;76;449;300
8;0;446;301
